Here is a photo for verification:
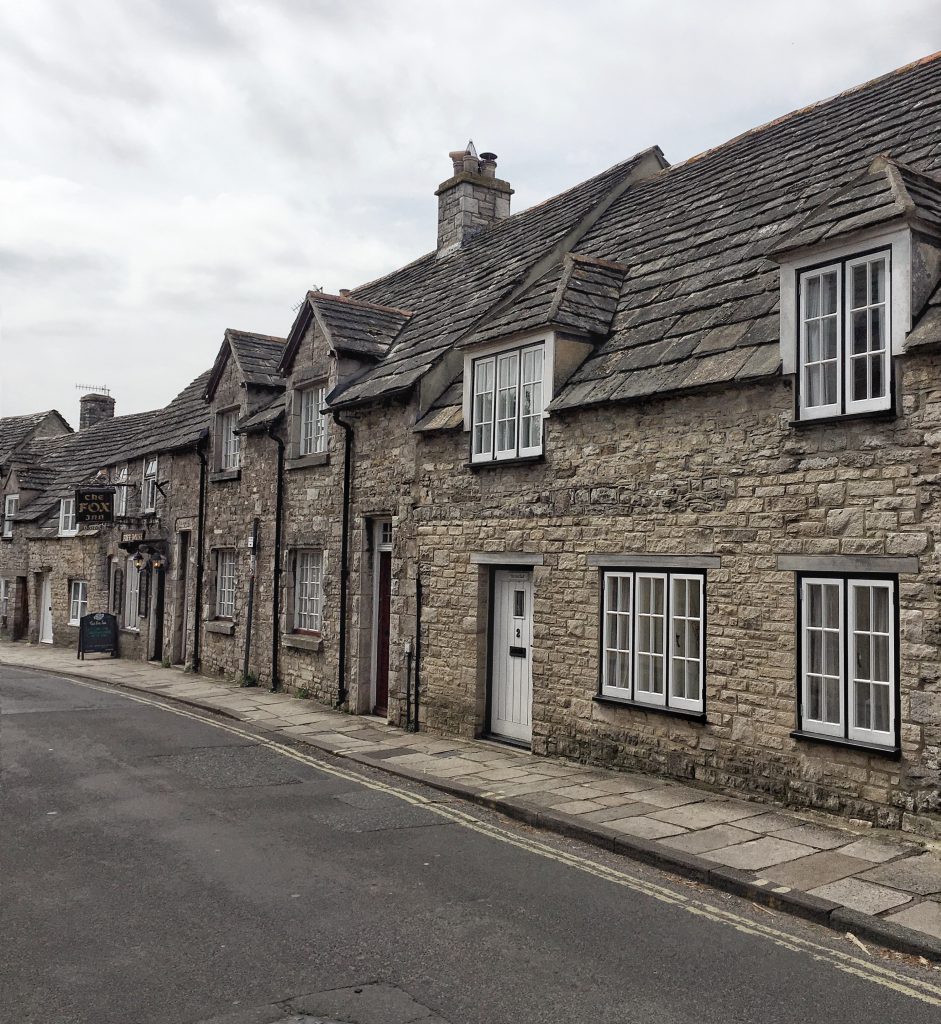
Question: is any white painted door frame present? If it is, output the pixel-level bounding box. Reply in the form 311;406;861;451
38;572;53;644
489;568;534;744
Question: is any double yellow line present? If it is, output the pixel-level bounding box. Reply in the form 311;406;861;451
56;676;941;1007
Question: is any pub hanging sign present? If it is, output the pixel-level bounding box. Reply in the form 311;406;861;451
75;487;115;525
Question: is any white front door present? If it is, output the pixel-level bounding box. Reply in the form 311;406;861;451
39;573;53;644
490;569;533;744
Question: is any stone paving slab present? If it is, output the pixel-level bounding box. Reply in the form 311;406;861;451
761;851;873;890
660;823;758;854
703;837;817;871
860;852;941;896
3;640;941;960
886;900;941;940
810;878;913;915
649;800;764;831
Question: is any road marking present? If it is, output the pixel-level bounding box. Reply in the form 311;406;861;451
40;675;941;1007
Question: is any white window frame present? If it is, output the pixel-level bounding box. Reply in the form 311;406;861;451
799;577;845;737
798;262;842;420
69;579;88;624
114;465;128;516
0;578;10;620
293;549;324;633
669;573;706;713
3;493;19;538
600;569;705;714
844;253;892;416
216;549;237;618
142;457;158;513
780;233;908;421
124;557;141;630
59;498;78;537
798;575;897;749
299;384;327;456
219;409;241;470
469;338;548;463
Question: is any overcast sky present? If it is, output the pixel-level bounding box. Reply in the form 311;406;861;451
0;1;935;422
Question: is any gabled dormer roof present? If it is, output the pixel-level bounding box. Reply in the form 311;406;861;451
278;291;412;374
204;328;286;401
771;156;941;258
0;410;72;468
460;253;628;348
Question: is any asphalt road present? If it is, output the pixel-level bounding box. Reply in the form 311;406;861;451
2;666;940;1024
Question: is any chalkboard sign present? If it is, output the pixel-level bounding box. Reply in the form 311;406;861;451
75;487;115;525
78;612;119;659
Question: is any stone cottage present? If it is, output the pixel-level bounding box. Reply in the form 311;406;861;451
2;54;940;836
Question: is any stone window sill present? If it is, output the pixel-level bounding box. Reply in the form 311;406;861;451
286;452;330;471
210;469;241;483
282;633;324;653
205;620;236;636
790;729;900;759
593;693;707;724
120;627;140;635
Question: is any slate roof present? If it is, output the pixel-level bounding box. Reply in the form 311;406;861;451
771;156;941;256
14;371;211;524
329;53;941;417
333;146;668;405
205;328;286;399
0;411;71;467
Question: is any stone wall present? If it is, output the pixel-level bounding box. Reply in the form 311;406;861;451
411;352;941;835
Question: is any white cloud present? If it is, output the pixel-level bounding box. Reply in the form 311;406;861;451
0;0;933;419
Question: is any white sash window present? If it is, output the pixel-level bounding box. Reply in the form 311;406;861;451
601;570;705;714
471;342;545;462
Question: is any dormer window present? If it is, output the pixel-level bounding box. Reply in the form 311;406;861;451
471;342;545;462
299;384;327;456
142;457;158;513
3;494;18;538
798;250;891;419
114;465;128;516
59;498;78;537
218;409;241;470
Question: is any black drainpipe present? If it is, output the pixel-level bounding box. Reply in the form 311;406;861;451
192;430;209;673
414;571;422;732
266;423;285;691
332;409;353;708
241;516;260;684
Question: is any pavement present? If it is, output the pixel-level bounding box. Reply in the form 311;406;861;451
3;640;941;964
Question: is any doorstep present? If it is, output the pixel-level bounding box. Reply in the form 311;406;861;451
1;639;939;960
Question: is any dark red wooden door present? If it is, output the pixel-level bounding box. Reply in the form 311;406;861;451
375;550;392;715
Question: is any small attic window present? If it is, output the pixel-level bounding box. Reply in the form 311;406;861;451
797;249;891;419
470;341;546;462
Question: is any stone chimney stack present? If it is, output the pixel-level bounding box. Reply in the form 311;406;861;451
435;141;513;256
79;392;115;430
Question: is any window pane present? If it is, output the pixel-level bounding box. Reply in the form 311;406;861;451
824;584;840;627
824;677;841;724
822;271;838;314
852;263;867;309
806;320;820;362
822;315;837;359
855;680;872;731
808;677;822;720
873;684;890;732
805;276;820;318
870;354;884;398
872;586;889;632
870;258;885;303
823;361;838;405
872;635;890;683
852;310;867;355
